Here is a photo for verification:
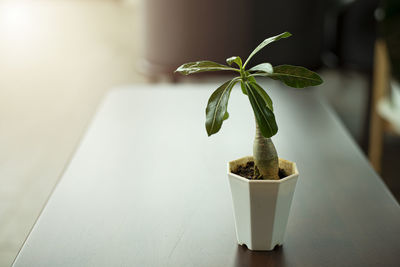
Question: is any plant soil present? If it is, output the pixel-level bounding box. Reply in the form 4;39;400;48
233;161;287;180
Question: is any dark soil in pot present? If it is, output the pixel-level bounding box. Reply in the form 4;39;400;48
233;161;287;180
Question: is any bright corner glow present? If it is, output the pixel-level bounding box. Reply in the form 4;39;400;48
0;1;34;40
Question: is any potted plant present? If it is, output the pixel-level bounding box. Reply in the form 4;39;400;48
175;32;323;251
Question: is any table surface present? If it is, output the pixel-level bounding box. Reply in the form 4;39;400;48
13;83;400;267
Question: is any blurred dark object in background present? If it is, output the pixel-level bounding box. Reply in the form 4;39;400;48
252;0;326;69
372;0;400;201
320;0;380;154
381;0;400;81
252;0;380;71
326;0;379;72
144;0;381;79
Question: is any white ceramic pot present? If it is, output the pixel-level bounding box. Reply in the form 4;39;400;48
227;156;299;251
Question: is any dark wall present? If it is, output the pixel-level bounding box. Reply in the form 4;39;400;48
251;0;327;69
382;0;400;80
337;0;379;71
145;0;380;74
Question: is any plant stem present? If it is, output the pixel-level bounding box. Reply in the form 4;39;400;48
253;122;279;180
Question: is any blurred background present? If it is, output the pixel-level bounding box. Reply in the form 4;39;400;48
0;0;399;266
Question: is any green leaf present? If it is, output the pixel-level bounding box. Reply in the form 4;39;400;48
248;82;273;112
246;72;257;83
240;81;248;95
267;65;323;88
246;82;278;138
248;63;273;74
226;56;242;68
243;32;292;68
223;111;229;120
205;79;238;136
239;73;258;95
175;61;237;75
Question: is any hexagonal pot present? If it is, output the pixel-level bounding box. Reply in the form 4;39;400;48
227;156;299;251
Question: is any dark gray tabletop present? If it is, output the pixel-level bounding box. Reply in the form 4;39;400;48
13;83;400;267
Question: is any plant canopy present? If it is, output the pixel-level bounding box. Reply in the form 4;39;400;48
175;32;323;139
175;32;323;180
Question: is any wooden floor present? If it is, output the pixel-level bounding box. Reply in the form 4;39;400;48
0;1;145;266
